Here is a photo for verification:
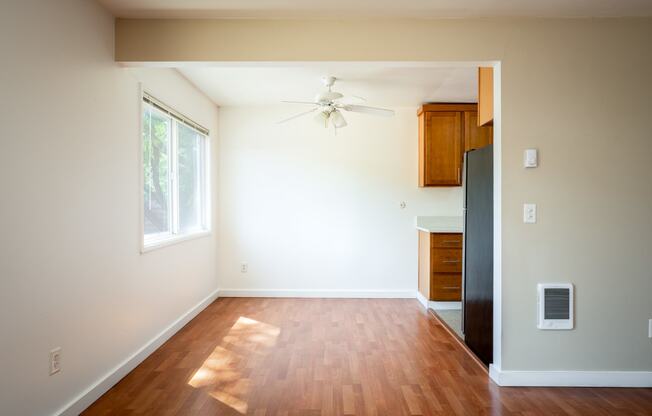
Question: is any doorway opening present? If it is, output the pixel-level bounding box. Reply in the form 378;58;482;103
128;60;502;374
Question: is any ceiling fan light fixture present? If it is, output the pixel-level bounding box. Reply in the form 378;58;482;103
330;110;347;128
316;110;330;128
278;75;394;129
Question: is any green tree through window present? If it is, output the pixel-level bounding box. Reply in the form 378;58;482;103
142;99;208;247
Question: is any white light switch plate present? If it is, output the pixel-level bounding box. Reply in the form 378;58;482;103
524;203;537;223
524;149;538;168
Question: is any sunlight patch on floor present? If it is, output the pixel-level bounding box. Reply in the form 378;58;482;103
188;316;280;414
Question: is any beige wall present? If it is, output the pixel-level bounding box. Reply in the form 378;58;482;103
115;17;652;372
0;1;219;415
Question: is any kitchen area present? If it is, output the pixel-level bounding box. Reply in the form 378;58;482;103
415;68;494;366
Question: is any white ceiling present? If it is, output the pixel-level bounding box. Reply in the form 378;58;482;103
178;64;478;107
98;0;652;18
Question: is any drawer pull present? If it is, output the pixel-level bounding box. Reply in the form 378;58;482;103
442;260;461;264
441;240;460;244
442;286;461;290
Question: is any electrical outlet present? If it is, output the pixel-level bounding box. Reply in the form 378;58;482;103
240;262;248;273
49;347;61;375
648;319;652;338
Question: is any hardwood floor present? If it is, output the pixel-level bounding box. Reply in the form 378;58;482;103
82;298;652;415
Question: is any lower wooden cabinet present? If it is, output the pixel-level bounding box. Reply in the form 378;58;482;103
418;230;463;301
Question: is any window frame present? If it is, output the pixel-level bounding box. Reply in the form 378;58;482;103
140;89;211;253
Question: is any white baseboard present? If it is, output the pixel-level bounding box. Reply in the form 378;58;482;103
430;301;461;310
218;289;415;298
415;293;462;311
489;364;652;387
55;288;220;416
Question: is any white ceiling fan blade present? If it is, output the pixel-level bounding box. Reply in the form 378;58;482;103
339;95;367;105
278;107;319;124
281;100;319;105
341;104;395;117
330;110;347;128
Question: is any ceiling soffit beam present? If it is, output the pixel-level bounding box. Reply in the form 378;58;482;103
114;18;520;63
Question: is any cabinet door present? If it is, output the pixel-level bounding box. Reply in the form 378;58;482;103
424;111;462;186
478;67;493;126
464;111;493;152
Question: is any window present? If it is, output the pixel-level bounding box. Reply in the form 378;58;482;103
142;93;209;250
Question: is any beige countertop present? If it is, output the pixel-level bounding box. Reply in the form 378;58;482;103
415;216;463;233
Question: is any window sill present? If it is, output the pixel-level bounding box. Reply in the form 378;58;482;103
141;230;211;254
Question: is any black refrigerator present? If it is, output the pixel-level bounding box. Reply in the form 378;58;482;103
462;144;494;366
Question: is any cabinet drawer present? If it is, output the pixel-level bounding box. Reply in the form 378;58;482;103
432;248;462;273
431;233;463;248
431;273;462;301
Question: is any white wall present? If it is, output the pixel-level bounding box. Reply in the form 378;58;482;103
217;106;461;294
0;1;219;415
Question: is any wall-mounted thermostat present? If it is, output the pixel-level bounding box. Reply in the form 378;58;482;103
524;149;538;168
537;283;574;330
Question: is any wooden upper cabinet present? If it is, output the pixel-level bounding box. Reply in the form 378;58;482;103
418;103;492;187
420;111;462;186
418;104;474;187
464;111;493;152
478;67;494;126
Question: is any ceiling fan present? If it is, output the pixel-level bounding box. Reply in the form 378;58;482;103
278;76;395;130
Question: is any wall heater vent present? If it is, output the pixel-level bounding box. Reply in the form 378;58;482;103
537;283;574;330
